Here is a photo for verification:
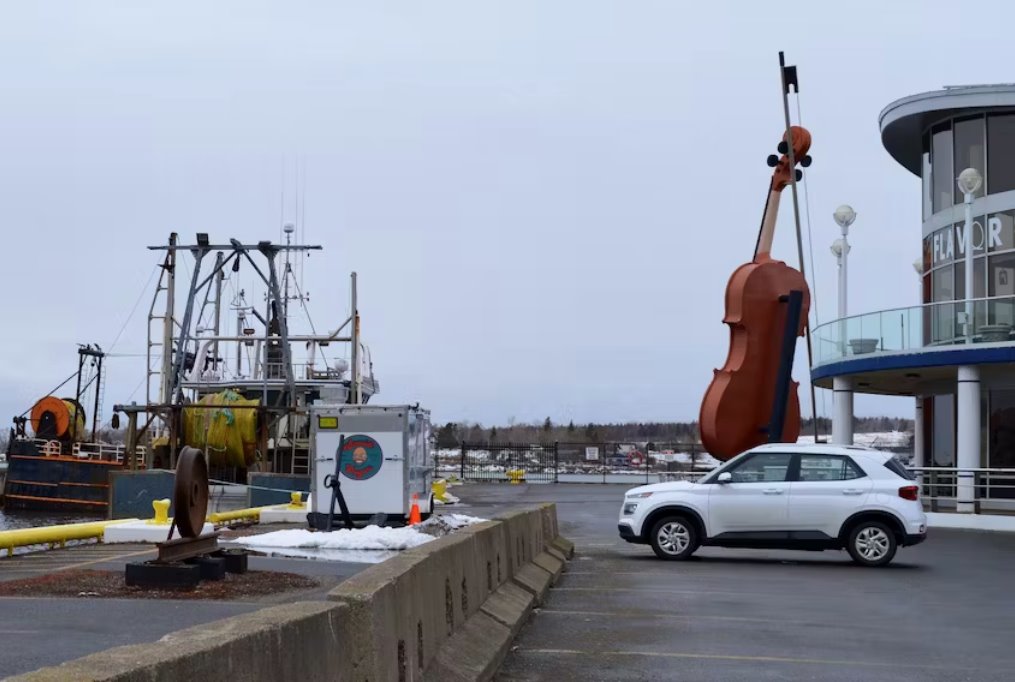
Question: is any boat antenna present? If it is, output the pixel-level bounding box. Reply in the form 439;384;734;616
283;223;295;321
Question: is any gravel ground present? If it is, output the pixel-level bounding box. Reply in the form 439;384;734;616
0;568;320;600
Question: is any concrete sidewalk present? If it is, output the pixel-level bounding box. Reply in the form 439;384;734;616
926;511;1015;532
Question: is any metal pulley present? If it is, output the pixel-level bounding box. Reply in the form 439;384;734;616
173;446;209;538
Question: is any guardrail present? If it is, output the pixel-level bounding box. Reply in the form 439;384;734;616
0;518;139;558
206;506;268;525
812;295;1015;366
910;466;1015;512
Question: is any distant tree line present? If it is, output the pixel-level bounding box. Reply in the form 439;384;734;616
434;416;913;450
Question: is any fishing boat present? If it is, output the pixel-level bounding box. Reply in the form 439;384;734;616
1;229;377;513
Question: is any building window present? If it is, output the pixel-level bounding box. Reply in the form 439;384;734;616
932;123;953;213
922;132;932;220
931;265;956;342
988;114;1015;194
953;116;986;203
954;256;988;328
988;251;1015;327
953;258;987;298
932;394;955;467
989;391;1015;485
988;251;1015;297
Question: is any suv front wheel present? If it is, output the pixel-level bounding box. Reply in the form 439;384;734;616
846;521;898;567
649;516;699;561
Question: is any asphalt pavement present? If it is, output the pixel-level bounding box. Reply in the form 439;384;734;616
452;483;1015;682
5;483;1015;681
0;543;370;679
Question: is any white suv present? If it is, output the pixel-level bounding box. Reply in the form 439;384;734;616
618;443;927;567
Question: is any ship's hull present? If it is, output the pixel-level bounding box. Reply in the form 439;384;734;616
1;441;118;513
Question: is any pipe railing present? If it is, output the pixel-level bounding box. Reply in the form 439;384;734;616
909;466;1015;513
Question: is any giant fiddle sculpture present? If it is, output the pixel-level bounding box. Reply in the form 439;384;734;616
698;124;813;461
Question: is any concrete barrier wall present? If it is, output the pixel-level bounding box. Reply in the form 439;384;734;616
328;503;569;681
12;503;571;682
9;602;356;682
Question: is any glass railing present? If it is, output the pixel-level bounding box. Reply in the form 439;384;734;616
813;295;1015;366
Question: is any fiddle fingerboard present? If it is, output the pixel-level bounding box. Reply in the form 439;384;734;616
755;188;783;261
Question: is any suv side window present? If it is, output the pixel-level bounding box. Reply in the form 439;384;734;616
725;453;792;483
884;456;916;480
797;454;865;482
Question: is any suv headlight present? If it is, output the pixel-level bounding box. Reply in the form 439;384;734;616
626;492;653;499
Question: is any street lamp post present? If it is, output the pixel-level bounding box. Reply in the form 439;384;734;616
831;205;856;445
955;167;983;513
912;257;925;471
831;204;856;321
957;168;983;343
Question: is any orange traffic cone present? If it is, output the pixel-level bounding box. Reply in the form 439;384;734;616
408;494;422;526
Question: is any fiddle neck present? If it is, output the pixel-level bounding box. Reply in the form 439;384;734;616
755;184;783;261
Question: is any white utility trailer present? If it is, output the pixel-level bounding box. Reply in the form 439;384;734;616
307;404;433;529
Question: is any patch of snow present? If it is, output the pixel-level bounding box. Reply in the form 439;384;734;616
796;431;912;449
226;513;487;555
230;526;432;552
252;547;402;564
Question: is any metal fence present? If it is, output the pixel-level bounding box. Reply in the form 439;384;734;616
912;466;1015;512
433;442;711;484
455;443;558;482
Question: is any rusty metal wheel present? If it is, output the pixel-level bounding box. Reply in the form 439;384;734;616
174;447;209;538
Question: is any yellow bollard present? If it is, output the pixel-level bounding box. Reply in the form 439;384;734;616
287;491;305;509
147;498;171;525
432;479;449;502
507;469;525;485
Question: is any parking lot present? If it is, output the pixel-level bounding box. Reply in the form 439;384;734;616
455;483;1015;682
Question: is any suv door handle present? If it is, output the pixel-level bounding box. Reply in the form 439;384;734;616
841;489;865;495
763;488;784;495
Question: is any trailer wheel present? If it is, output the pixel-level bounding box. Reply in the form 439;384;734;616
420;493;435;521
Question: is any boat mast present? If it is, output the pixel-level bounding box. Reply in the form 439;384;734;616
350;271;360;404
213;254;224;377
160;233;177;405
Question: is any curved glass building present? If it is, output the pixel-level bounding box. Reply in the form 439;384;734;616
813;84;1015;511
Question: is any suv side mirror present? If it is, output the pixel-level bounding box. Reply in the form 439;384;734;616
716;472;732;484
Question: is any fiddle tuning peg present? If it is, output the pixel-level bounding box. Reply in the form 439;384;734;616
795;169;803;182
800;155;812;168
766;154;779;167
777;141;788;154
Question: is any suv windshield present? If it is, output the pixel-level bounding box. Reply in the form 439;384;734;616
884;456;915;481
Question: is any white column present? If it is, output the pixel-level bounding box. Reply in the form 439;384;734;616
913;396;924;469
956;365;980;513
832;376;854;445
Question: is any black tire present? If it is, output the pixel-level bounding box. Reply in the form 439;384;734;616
649;516;699;561
420;494;435;522
846;521;898;567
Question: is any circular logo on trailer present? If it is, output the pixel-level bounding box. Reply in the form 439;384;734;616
339;435;383;481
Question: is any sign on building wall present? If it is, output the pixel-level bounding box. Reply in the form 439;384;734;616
928;218;1002;266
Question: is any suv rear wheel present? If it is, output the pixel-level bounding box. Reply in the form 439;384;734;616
846;521;897;567
649;516;698;561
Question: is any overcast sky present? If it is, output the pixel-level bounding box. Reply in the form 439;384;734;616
2;1;1013;429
